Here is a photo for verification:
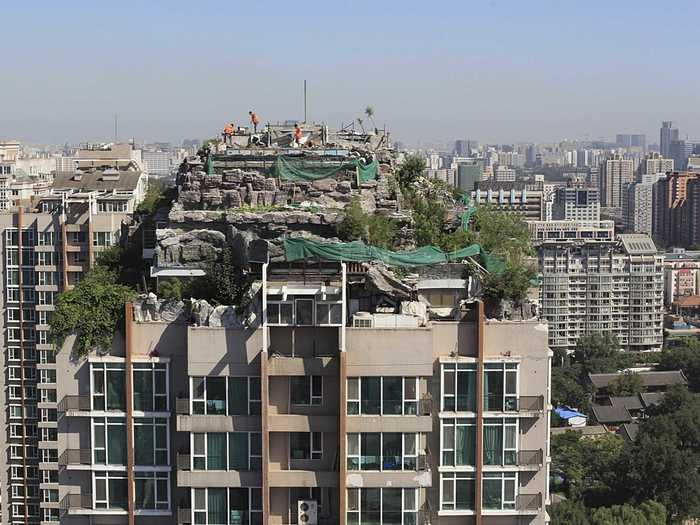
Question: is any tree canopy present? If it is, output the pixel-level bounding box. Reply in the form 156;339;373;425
50;265;136;358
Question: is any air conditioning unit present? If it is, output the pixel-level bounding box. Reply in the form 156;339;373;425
352;312;373;328
298;500;318;524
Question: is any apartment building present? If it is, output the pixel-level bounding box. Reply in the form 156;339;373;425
529;220;614;243
552;186;600;222
472;182;551;221
600;155;634;208
540;234;664;353
641;153;673;176
0;177;141;524
663;248;700;305
51;260;551;525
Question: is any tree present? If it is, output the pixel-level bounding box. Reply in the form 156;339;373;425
157;278;183;301
337;198;396;249
188;246;252;307
396;155;426;189
136;179;171;215
589;501;666;525
657;338;700;391
573;333;632;374
607;371;644;397
50;266;136;358
552;365;591;411
356;117;365;134
365;106;376;130
550;500;590;525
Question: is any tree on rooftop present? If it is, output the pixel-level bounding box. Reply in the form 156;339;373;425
50;265;136;359
607;370;644;397
337;198;396;249
396;154;426;190
365;106;376;130
356;117;366;134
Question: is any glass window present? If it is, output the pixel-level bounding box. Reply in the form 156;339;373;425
483;472;517;510
382;378;403;415
229;433;249;470
441;472;476;511
483;418;518;466
442;363;476;412
93;418;126;465
348;488;418;525
295;298;314;326
135;418;169;466
290;375;322;405
135;472;169;510
208;488;227;525
349;377;420;416
228;377;248;415
290;432;322;461
91;363;125;411
484;363;518;412
207;433;228;470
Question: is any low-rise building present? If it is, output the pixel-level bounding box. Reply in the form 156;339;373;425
529;220;614;243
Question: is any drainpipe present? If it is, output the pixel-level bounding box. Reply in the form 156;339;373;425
339;263;347;525
125;303;135;525
475;300;485;525
261;263;270;524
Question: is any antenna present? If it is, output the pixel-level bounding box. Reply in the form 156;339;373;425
304;80;307;123
114;114;118;144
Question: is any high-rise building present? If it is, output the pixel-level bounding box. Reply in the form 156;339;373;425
600;154;634;208
453;158;484;191
552;186;600;222
0;172;145;524
616;134;646;150
641;153;674;176
663;248;700;305
142;150;173;178
472;181;551;220
453;139;478;157
540;234;664;353
670;139;693;171
494;165;516;182
660;121;680;159
623;173;665;235
653;171;700;248
44;260;551;525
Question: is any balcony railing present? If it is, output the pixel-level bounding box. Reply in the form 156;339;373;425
59;493;92;511
177;453;191;471
178;507;192;524
517;449;543;466
483;395;544;412
516;492;542;511
58;395;90;413
59;448;91;466
176;398;189;415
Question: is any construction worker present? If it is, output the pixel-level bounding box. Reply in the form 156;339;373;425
294;123;303;146
222;122;234;145
249;110;261;133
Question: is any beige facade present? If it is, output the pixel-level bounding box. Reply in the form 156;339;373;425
0;202;131;524
48;262;550;525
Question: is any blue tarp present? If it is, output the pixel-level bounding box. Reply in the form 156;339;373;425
555;406;587;420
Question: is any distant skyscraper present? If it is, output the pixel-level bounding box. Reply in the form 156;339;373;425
642;153;674;176
670;140;692;171
453;139;477;157
616;134;646;150
601;154;634;207
660;121;679;158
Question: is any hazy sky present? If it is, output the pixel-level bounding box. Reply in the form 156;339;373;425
3;0;700;147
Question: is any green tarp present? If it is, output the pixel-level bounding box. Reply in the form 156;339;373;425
269;156;378;182
283;238;505;274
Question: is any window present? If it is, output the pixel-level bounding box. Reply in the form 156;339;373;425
39;369;56;384
192;488;262;525
295;298;314;325
441;418;476;466
483;418;518;466
69;231;86;244
42;470;58;484
39;350;55;364
40;427;57;442
347;433;420;471
347;377;419;416
290;432;322;461
37;232;55;246
40;388;57;403
192;376;261;416
347;488;417;525
43;508;60;522
290;375;322;405
92;363;126;411
93;417;126;465
266;301;293;325
441;472;476;511
94;471;128;510
40;408;57;422
483;472;517;510
484;363;518;412
134;471;170;510
133;362;168;412
442;363;476;412
93;231;113;247
316;301;342;325
192;432;262;471
41;449;57;463
134;418;169;466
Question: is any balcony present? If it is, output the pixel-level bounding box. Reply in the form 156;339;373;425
59;449;91;469
59;493;93;514
483;395;544;415
517;449;544;467
516;493;542;512
176;398;189;415
58;395;91;416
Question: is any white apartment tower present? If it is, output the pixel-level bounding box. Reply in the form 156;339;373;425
540;234;664;353
601;155;634;208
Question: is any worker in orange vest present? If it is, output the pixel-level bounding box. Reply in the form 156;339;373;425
249;111;261;133
222;123;234;145
294;123;303;146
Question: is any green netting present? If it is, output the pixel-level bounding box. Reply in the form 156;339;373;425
284;238;505;274
269;156;378;182
461;194;476;231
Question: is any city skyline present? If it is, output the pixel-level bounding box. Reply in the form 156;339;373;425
4;1;700;146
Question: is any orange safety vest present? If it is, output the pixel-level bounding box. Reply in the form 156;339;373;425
251;112;260;125
294;127;302;140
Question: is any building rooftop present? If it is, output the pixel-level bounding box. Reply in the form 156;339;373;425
609;395;643;411
618;422;640;442
591;404;632;424
619;233;658;255
674;295;700;308
589;370;687;390
639;392;665;408
52;170;143;193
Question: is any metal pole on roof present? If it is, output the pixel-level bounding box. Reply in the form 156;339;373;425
304;80;307;123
